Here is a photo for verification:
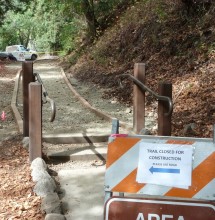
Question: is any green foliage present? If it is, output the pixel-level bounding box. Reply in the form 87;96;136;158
0;0;80;52
0;0;138;54
0;0;29;24
58;17;86;52
30;0;87;52
0;8;35;50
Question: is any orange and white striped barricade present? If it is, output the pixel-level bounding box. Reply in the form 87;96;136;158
104;135;215;219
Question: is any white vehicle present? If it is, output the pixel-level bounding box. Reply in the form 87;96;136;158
6;45;38;61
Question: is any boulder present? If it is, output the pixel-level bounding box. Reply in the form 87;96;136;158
34;178;57;197
41;193;62;214
31;169;51;182
31;157;47;170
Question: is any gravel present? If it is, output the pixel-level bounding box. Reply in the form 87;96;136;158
15;60;135;135
1;59;157;171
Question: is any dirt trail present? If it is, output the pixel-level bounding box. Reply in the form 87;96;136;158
0;62;20;141
16;60;152;135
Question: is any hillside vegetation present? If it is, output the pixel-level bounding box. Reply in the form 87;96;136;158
67;0;215;138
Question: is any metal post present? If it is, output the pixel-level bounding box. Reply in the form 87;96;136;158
111;118;119;134
133;63;145;134
111;119;124;197
158;82;172;136
29;82;42;162
22;61;34;137
105;119;119;201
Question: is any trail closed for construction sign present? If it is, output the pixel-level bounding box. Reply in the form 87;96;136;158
136;143;193;188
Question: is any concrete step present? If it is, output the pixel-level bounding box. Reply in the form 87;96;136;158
43;133;109;144
44;142;107;161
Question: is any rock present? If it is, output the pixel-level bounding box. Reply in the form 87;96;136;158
145;120;155;128
47;168;58;176
22;137;29;149
125;108;132;113
34;178;57;197
183;123;196;136
139;128;152;135
152;125;158;131
41;192;62;214
31;157;47;170
45;214;66;220
147;112;154;117
31;169;52;182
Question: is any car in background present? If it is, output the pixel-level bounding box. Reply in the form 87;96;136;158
0;52;9;60
5;45;38;61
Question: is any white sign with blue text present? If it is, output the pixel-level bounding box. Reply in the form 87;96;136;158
136;143;193;189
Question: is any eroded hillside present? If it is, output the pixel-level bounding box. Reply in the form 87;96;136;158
67;0;215;138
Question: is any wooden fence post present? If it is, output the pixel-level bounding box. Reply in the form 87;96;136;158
22;61;34;137
133;63;145;134
158;82;172;136
29;82;42;162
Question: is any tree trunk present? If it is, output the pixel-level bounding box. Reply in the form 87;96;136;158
18;31;24;45
24;30;31;47
81;0;97;43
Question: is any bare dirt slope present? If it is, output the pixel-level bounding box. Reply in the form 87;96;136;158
67;0;215;138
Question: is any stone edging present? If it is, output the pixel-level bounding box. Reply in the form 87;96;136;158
31;157;66;220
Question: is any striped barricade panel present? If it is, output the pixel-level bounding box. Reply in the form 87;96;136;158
104;136;215;200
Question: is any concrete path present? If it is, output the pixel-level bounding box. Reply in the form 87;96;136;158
58;166;105;220
44;140;108;220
